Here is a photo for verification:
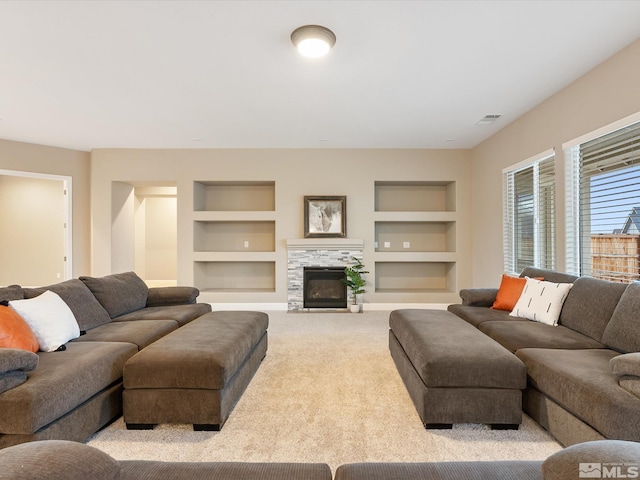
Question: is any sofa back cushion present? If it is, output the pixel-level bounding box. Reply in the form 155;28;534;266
602;282;640;353
0;285;23;302
558;276;628;342
519;267;578;284
23;279;111;332
80;272;149;319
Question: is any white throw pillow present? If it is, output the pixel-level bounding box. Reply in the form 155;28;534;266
9;290;80;352
510;277;573;326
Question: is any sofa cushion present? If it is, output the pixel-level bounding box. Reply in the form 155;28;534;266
113;303;212;327
479;321;604;353
80;272;149;319
510;278;573;326
517;348;640;441
0;440;120;480
0;305;39;352
9;291;80;352
0;285;23;302
120;461;332;480
23;279;112;332
602;282;640;353
334;462;543;480
542;440;640;480
73;319;179;350
610;352;640;377
558;277;627;342
0;341;137;434
448;304;526;328
519;267;578;284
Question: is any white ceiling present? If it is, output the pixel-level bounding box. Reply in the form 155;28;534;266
0;1;639;151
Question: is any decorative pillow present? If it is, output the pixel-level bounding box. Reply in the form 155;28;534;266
23;279;111;332
510;277;573;326
9;291;80;352
0;305;39;352
79;272;149;319
491;274;544;311
0;440;121;480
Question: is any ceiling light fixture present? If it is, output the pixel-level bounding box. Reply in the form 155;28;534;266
291;25;336;58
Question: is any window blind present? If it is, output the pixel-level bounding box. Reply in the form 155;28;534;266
565;120;640;282
503;155;555;275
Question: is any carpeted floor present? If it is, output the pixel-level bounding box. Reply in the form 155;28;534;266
87;310;562;471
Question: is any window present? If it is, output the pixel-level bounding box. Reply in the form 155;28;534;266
566;120;640;282
503;153;555;275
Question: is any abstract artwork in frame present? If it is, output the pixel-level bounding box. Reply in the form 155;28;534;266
304;196;346;238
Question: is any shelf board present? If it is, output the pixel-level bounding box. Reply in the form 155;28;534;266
373;211;457;222
193;211;276;221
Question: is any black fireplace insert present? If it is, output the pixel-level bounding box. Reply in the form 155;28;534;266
303;267;347;309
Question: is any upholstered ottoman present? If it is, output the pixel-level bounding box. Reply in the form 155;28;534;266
123;311;268;431
389;309;526;429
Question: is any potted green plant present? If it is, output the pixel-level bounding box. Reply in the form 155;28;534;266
342;257;368;313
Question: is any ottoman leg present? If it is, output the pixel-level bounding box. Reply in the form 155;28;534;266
424;423;453;429
126;423;156;430
194;424;221;431
490;423;519;430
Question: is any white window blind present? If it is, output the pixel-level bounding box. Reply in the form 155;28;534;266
503;154;555;275
565;120;640;282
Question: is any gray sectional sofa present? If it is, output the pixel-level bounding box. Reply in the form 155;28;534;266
0;272;256;449
2;438;640;480
442;267;640;446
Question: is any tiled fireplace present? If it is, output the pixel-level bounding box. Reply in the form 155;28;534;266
286;238;364;311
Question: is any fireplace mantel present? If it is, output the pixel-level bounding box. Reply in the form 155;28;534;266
286;238;364;251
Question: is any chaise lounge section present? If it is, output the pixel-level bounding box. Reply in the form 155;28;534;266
0;272;268;449
392;267;640;446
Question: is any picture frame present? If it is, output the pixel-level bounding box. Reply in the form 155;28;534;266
304;196;347;238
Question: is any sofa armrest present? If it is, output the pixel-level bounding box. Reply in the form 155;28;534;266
611;353;640;398
0;349;39;394
146;286;200;307
459;288;499;307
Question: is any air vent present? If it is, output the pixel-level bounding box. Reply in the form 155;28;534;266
476;114;502;126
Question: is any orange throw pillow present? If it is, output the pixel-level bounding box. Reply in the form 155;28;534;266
491;274;528;311
0;305;39;352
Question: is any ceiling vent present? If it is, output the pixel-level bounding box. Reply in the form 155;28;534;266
476;114;502;126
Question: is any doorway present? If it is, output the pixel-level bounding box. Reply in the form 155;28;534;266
0;170;71;286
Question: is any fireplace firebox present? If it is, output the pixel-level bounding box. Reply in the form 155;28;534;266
303;267;347;309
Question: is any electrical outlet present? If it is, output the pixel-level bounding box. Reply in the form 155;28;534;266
244;241;250;248
374;241;378;249
56;273;61;279
384;241;391;248
403;241;410;249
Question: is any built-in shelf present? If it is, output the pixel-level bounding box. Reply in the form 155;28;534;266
194;261;276;293
192;181;277;295
373;181;458;299
194;181;275;212
194;220;275;252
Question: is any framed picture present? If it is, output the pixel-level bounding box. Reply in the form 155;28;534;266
304;196;347;238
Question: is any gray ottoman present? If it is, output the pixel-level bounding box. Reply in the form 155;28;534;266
123;311;268;431
389;309;526;429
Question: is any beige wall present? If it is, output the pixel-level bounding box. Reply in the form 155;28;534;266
90;149;472;305
470;38;640;287
0;138;91;279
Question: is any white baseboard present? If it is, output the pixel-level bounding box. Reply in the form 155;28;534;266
208;303;450;312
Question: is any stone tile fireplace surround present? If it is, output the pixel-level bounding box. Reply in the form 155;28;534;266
286;238;364;311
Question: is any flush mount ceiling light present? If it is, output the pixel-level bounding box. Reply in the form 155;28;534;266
291;25;336;58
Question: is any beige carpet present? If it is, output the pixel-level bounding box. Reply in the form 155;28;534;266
87;310;562;471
